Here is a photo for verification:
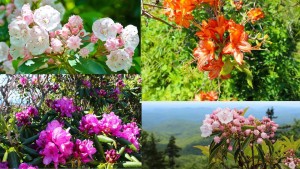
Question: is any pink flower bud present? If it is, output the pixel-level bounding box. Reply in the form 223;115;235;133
214;136;221;144
257;138;263;144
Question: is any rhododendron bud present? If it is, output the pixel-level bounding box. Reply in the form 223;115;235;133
90;33;98;43
121;25;139;49
245;129;251;136
79;48;89;57
106;49;132;72
74;139;96;163
2;60;15;74
261;132;268;139
27;26;50;55
67;15;83;31
0;42;9;62
105;149;120;163
33;5;60;31
92;17;117;41
27;106;38;116
9;19;30;46
21;3;33;25
216;109;233;124
50;38;63;53
257;138;263;144
228;145;233;151
19;76;27;86
253;129;259;136
214;136;221;143
66;35;82;51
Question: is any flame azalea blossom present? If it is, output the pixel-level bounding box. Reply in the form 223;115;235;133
247;8;264;23
222;21;252;65
194;91;218;101
163;0;196;28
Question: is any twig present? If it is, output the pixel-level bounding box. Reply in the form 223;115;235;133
141;9;178;29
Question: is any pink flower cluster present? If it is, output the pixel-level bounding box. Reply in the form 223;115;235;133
19;76;27;86
0;162;8;169
79;112;140;151
200;108;278;146
82;80;91;88
73;139;96;163
283;149;300;169
36;120;73;168
19;163;38;169
16;106;38;126
48;97;78;117
105;149;120;164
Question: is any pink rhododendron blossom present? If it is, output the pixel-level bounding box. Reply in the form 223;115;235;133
15;106;38;126
33;5;60;31
31;76;38;85
19;76;27;86
106;49;132;73
105;149;120;163
66;35;82;51
8;19;30;46
19;162;39;169
99;112;123;135
21;3;33;25
36;120;73;169
27;26;50;55
117;122;140;152
50;97;77;117
92;17;117;41
79;48;89;57
0;42;9;62
79;114;101;135
216;108;234;124
214;136;221;143
74;139;96;163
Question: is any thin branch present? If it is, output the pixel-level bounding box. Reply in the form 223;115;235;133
142;9;178;29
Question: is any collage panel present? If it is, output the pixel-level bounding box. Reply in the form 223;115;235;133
0;74;142;168
0;0;140;74
142;101;300;169
141;0;300;101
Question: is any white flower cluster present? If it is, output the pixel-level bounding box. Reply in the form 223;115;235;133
0;1;140;74
92;18;139;72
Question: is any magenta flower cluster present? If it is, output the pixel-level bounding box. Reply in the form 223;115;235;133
0;162;8;169
200;108;279;147
16;106;38;126
19;163;38;169
49;97;78;117
36;120;73;168
74;139;96;163
105;149;120;164
79;112;140;151
36;120;96;168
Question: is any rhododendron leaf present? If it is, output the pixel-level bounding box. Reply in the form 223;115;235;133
39;113;49;125
97;163;106;169
22;145;39;156
22;134;39;145
28;157;42;165
234;146;240;162
94;135;105;160
242;136;252;151
118;147;126;156
12;58;22;71
118;162;142;168
265;139;274;155
209;139;226;163
2;150;8;162
193;145;209;157
256;145;265;165
124;153;133;161
17;57;49;74
97;135;115;143
116;138;138;152
23;154;33;162
220;59;234;75
8;151;20;169
70;58;107;74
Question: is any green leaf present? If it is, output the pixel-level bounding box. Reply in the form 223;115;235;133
70;58;107;74
28;157;42;165
116;137;138;152
22;134;39;145
8;151;19;169
22;145;39;156
209;139;226;163
2;150;8;162
97;135;115;143
256;144;265;165
241;125;255;131
236;63;253;88
118;162;142;168
16;57;49;74
220;59;235;75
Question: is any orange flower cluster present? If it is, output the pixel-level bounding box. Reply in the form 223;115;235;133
247;8;264;23
164;0;196;28
194;91;218;101
193;15;252;79
163;0;220;28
